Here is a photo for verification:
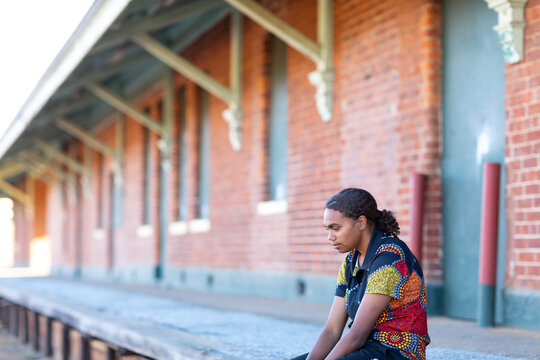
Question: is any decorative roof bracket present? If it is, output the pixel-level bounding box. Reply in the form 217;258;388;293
0;162;27;180
56;117;123;185
36;140;88;177
87;83;165;136
222;10;243;150
0;177;31;205
160;69;174;171
22;164;61;187
17;151;70;183
485;0;527;64
132;11;244;151
223;0;334;122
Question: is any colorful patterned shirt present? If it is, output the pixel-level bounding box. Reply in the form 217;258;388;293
335;228;430;360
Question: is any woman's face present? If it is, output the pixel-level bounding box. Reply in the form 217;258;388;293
323;208;363;253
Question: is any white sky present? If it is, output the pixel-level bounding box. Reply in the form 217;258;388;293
0;0;94;138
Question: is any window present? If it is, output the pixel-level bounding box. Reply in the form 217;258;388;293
267;35;288;201
177;87;188;221
197;89;210;219
97;152;104;228
142;107;152;225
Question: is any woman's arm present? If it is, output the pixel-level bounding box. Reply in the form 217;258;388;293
324;293;391;360
305;296;348;360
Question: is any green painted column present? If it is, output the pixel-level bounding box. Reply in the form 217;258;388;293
477;163;501;327
157;70;173;280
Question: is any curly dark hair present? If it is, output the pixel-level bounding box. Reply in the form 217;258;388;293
325;188;400;237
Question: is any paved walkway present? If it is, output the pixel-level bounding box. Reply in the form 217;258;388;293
0;277;539;359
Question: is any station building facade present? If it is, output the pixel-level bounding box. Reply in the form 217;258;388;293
0;0;538;331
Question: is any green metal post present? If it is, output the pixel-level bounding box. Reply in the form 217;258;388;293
157;69;173;280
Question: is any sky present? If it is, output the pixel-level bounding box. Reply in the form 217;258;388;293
0;0;94;138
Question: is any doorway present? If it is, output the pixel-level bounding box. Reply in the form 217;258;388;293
441;0;507;320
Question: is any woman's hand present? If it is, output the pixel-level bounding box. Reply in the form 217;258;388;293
305;296;348;360
324;293;391;360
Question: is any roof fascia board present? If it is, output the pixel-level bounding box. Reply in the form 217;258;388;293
0;0;132;159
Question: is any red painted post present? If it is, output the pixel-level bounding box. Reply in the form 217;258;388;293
477;162;501;327
410;173;427;264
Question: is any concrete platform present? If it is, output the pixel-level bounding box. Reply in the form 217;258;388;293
0;277;539;359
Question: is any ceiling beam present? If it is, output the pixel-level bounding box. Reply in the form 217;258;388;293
223;0;320;63
90;0;222;54
57;54;152;97
56;6;230;103
132;33;233;104
23;164;61;187
56;117;117;159
18;151;70;182
0;178;31;205
0;162;27;179
223;0;334;122
86;82;164;136
38;94;96;123
35;140;88;176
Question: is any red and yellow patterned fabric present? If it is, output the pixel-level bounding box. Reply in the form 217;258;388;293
335;229;430;360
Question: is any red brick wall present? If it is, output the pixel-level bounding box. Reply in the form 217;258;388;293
47;181;62;267
13;198;30;266
13;179;32;266
505;0;540;290
40;0;445;284
334;0;442;282
33;180;47;238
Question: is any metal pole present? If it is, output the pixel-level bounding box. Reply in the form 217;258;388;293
0;300;5;328
157;70;173;281
82;335;91;360
477;162;501;327
410;173;427;264
13;306;19;337
24;308;29;343
62;324;70;360
33;312;40;351
46;317;53;356
10;305;17;336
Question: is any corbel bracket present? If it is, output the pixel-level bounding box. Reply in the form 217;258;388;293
18;150;70;182
35;140;88;177
56;117;123;185
485;0;527;64
22;164;61;187
87;83;165;136
222;10;243;151
160;69;174;171
0;162;27;180
132;12;244;151
87;81;170;175
0;178;31;205
223;0;334;122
